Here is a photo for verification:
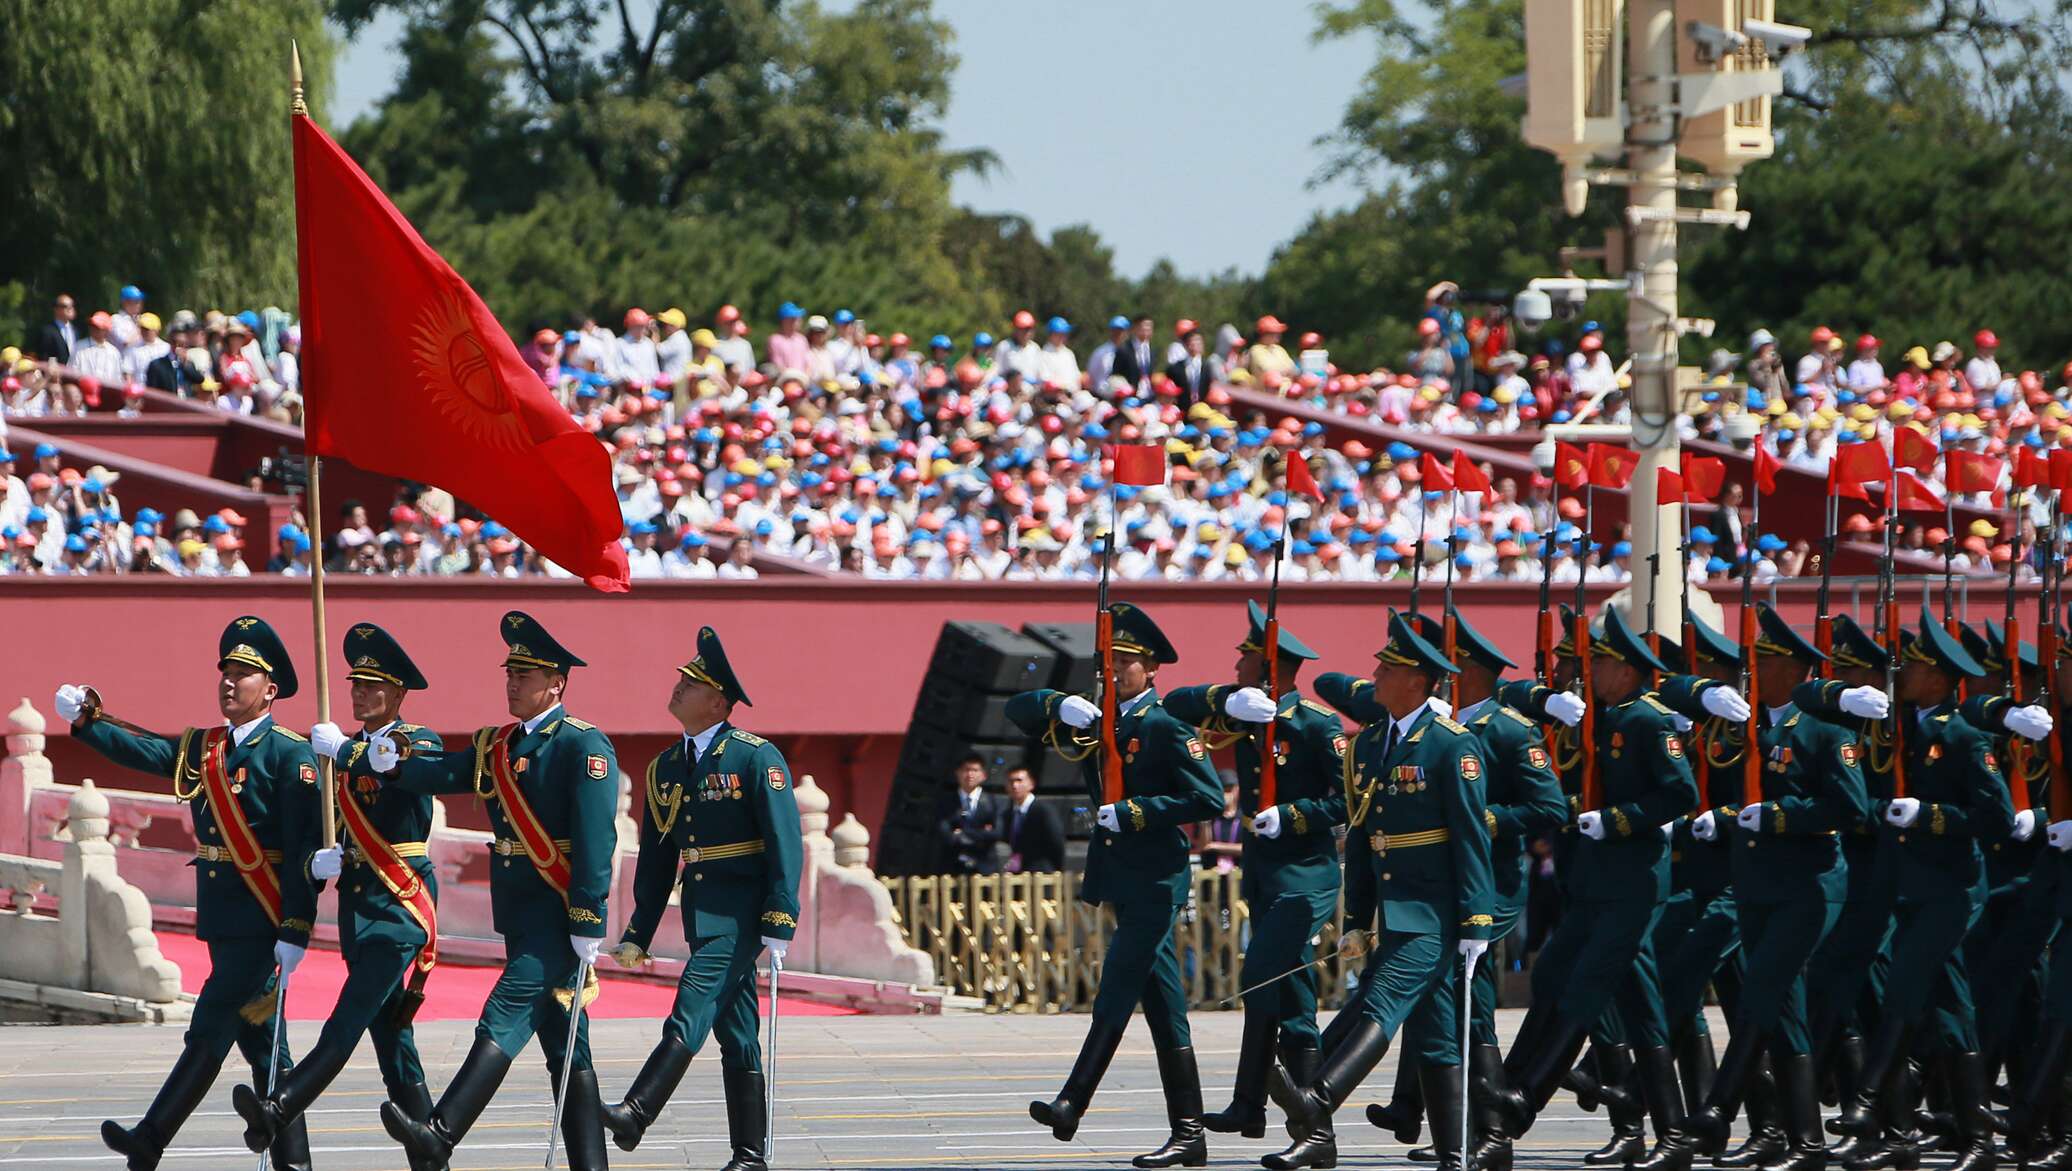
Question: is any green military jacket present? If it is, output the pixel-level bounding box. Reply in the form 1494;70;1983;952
1007;688;1224;907
75;711;320;946
1162;683;1348;901
1566;691;1700;904
330;721;446;946
1341;705;1496;940
1889;699;2014;900
1729;701;1871;904
345;704;617;939
1322;674;1564;910
622;724;804;948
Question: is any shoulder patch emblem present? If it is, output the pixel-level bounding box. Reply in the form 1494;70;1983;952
1332;733;1349;758
1984;753;2002;777
1460;755;1482;781
1187;736;1206;760
273;726;308;742
1840;742;1860;767
767;766;787;790
1665;734;1685;759
562;716;595;731
299;762;317;784
586;754;609;780
1529;745;1551;770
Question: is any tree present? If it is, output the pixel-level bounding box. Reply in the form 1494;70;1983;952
0;0;336;329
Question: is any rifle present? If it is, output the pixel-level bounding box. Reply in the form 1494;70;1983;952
1740;507;1762;807
1815;493;1837;667
1442;488;1461;704
2044;492;2069;819
2005;496;2032;811
1883;485;1908;800
1577;484;1600;810
1536;518;1558;683
1646;547;1663;688
1097;485;1123;806
1260;527;1285;809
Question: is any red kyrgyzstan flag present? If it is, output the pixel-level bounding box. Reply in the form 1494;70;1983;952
1451;450;1492;494
2014;446;2049;490
293;116;630;591
1419;452;1456;491
1285;451;1325;501
1656;467;1684;502
1109;444;1167;486
1945;449;2004;496
1893;427;1939;474
2052;448;2072;494
1831;440;1892;488
1586;443;1637;489
1890;470;1946;514
1553;441;1590;490
1753;443;1782;496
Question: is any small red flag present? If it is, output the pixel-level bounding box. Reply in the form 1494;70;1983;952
1832;440;1892;487
1891;470;1946;514
1108;444;1168;486
1420;452;1456;491
1680;454;1726;501
2014;446;2050;490
1285;451;1325;501
1656;467;1684;502
1586;443;1637;489
1945;449;2004;496
1893;427;1938;474
1753;444;1782;496
1554;441;1590;490
2052;449;2072;494
1828;462;1870;502
294;115;629;590
1451;450;1491;494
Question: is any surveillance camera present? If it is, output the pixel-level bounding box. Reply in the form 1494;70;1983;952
1686;20;1748;63
1742;17;1812;59
1512;289;1553;332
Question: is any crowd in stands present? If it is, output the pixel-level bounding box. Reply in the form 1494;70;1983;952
1;281;2061;582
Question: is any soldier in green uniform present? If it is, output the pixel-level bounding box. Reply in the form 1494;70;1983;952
1012;602;1226;1169
1162;602;1348;1142
1320;607;1565;1171
2009;624;2072;1167
1482;606;1700;1171
55;616;319;1171
1683;605;1869;1171
603;626;803;1171
1273;611;1495;1171
359;611;620;1171
232;623;447;1171
1830;615;2012;1171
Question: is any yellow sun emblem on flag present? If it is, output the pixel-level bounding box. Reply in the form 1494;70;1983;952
411;289;529;452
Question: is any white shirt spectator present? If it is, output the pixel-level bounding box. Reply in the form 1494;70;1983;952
656;331;692;381
1846;357;1887;390
124;338;171;384
1567;350;1616;398
994;339;1043;382
616;334;661;384
625;544;663;579
70;337;124;386
1966;354;2004;393
1036;344;1082;390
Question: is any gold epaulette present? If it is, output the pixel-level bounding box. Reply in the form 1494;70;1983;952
562;716;596;731
272;726;308;742
1434;715;1469;734
399;722;424;733
1301;699;1337;717
1640;695;1673;715
730;729;768;746
1501;706;1536;727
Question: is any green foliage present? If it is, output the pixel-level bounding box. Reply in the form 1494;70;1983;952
0;0;335;327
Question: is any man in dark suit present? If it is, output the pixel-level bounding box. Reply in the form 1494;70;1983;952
1110;314;1157;396
1003;767;1067;873
37;293;78;364
1164;327;1214;409
935;753;1007;874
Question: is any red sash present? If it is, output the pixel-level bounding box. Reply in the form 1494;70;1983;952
338;751;439;986
481;724;573;899
195;727;283;926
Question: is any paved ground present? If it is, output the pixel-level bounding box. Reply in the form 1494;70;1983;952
0;1008;1721;1170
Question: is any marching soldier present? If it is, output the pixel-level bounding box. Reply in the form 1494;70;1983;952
1830;615;2012;1171
1011;602;1225;1169
1683;606;1870;1171
1323;608;1565;1171
55;615;319;1171
1275;611;1495;1171
603;627;803;1171
231;623;445;1169
2011;623;2072;1167
1163;602;1348;1142
1482;606;1700;1171
355;610;620;1171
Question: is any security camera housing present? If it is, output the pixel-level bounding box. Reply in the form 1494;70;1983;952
1512;289;1553;331
1741;17;1812;59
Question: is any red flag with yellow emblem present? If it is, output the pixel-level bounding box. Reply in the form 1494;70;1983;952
293;114;630;591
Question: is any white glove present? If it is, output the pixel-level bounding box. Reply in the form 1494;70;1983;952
1671;713;1694;733
1058;695;1100;728
2013;808;2038;842
1839;686;1891;720
570;935;602;964
1887;797;1922;828
1544;690;1587;728
53;684;87;723
1252;806;1283;838
309;846;343;881
1692;810;1719;841
1425;696;1453;718
1577;810;1606;840
762;936;789;960
1096;803;1121;832
1661;822;1675;841
2006;704;2055;742
1737;804;1765;831
273;941;305;976
1459;937;1489;967
1702;686;1752;723
366;735;400;774
309;721;347;762
2049;820;2072;851
1225;686;1278;723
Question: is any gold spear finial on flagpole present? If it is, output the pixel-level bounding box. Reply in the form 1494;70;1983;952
291;40;308;117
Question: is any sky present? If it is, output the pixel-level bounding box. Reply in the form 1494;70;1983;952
330;1;1378;280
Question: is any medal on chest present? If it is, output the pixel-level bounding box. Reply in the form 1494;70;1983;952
1389;764;1423;795
232;766;247;794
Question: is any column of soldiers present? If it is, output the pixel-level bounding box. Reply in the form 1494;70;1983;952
57;610;801;1171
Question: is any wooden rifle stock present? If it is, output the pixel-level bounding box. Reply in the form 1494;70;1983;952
1887;595;1907;800
2007;611;2032;810
1097;608;1122;805
1259;618;1281;809
1740;603;1761;806
1577;612;1600;811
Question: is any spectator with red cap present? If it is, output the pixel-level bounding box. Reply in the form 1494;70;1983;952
1244;315;1296;384
710;305;753;372
1406;317;1455;385
1567;320;1616;398
70;311;124;391
1966;329;2004;394
615;308;660;384
1165;318;1199;365
994;310;1043;381
1847;333;1888;391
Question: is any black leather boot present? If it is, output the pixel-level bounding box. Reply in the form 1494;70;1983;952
602;1035;692;1151
1030;1018;1123;1141
2028;1073;2072;1171
1568;1043;1611;1113
561;1067;610;1171
1831;1032;1867;1107
1841;1057;1922;1171
2010;1023;2072;1160
1270;1037;1327;1144
381;1034;512;1167
1489;1015;1591;1138
1593;1045;1644;1116
1718;1057;1786;1168
1135;1045;1208;1168
1366;1051;1427;1143
1678;1027;1719;1117
233;1036;352;1153
1421;1059;1468;1171
101;1042;226;1171
1469;1044;1516;1171
1685;1028;1771;1156
1834;1021;1913;1139
1764;1051;1827;1171
721;1067;768;1171
1206;1009;1277;1137
1946;1050;2000;1171
1269;1019;1390;1170
1584;1043;1649;1166
387;1082;437;1171
1628;1045;1696;1171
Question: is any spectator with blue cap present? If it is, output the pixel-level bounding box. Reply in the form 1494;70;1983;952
663;531;717;579
1087;316;1130;389
766;301;810;375
623;520;664;580
1038;316;1081;390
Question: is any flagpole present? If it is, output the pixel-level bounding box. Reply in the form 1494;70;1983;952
1261;520;1284;810
291;41;337;850
1942;464;1957;628
1442;488;1460;703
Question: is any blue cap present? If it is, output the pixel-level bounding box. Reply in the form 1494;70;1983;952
929;334;952;350
564;330;582;345
277;522;301;539
1376;545;1403;563
481;521;509;539
1292;540;1316;556
1552;409;1573;423
1580;319;1602;334
442;523;462;538
1387;441;1418;462
1047;316;1070;334
754;518;774;536
1192;545;1214;559
25;507;47;524
778;301;804;319
1705;555;1730;573
63;534;87;553
81;478;103;495
630;521;658;535
973;332;993;349
681;532;708;548
137;507;163;523
33;443;58;460
135;522;157;538
202;515;229;534
119;284;144;301
1757;533;1788;552
0;450;13;464
1108;315;1130;330
237;310;261;331
1690;526;1717;544
1610;540;1632;558
833;309;855;326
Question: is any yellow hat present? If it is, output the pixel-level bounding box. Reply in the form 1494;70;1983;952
1889;402;1914;419
930;457;954;479
1850;404;1876;422
1420;387;1443;402
13;357;34;374
1779;412;1804;429
1765;399;1787;416
1816;406;1840;422
656;307;688;329
1970;519;1999;538
689;327;718;348
732;458;760;476
2048;402;2070;420
138;312;162;332
0;346;17;365
763;454;788;470
1198;522;1221;540
1904;345;1930;370
1493;383;1518;404
1225;547;1246;566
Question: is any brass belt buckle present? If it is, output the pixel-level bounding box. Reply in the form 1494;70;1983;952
1372;831;1389;854
684;847;704;863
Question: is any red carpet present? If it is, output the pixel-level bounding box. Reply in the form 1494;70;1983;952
156;930;857;1020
